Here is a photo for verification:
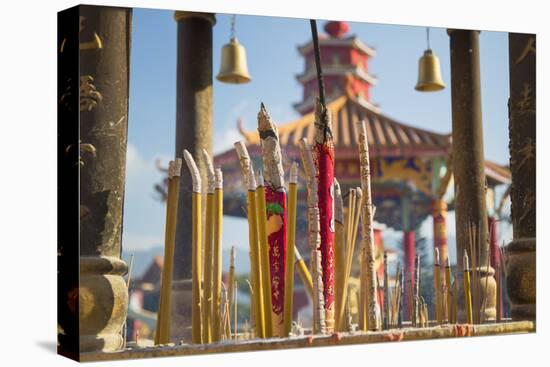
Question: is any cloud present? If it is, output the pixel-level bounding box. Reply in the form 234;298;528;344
122;142;168;251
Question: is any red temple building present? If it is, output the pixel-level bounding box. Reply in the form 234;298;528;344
214;21;510;320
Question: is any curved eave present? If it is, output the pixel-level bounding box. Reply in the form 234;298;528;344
297;35;376;57
296;65;378;85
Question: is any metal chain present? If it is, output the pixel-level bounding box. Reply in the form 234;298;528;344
230;14;236;39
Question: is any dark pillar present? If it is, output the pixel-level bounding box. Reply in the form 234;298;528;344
448;30;496;321
77;5;132;352
172;11;216;341
505;33;536;321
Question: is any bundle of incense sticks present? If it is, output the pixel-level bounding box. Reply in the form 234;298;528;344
183;150;203;344
155;159;182;345
234;141;265;338
312;99;336;332
358;120;380;331
336;187;362;330
389;262;403;328
258;104;287;337
467;221;492;324
444;256;454;324
299;138;326;334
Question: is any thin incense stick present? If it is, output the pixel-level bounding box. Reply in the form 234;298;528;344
294;246;314;299
228;246;236;321
358;120;380;331
463;250;473;324
433;248;442;325
258;104;287;337
256;170;274;337
383;251;389;330
201;150;215;343
234;141;265;337
333;179;346;331
183;150;203;344
234;280;238;339
413;255;420;327
283;162;299;336
444;256;452;324
155;159;181;344
212;168;223;341
299;138;326;334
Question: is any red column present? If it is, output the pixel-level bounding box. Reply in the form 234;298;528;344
488;216;503;320
403;230;416;321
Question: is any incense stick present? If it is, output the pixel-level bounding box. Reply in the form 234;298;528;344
183;150;203;344
358;120;380;331
201;150;215;343
312;99;336;333
383;251;389;330
235;141;266;338
433;248;442;325
212;168;224;341
258;104;287;337
283;162;299;336
463;250;473;324
299;138;326;334
294;246;314;299
256;170;274;337
228;246;236;323
334;179;346;331
155;159;181;344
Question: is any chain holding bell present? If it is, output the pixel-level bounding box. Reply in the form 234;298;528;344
216;37;251;84
415;48;445;92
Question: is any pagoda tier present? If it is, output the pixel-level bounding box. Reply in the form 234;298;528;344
294;21;379;115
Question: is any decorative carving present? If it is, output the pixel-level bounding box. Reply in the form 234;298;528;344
515;37;535;65
517;83;534;111
80;75;103;112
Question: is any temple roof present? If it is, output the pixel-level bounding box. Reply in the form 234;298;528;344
298;34;376;57
238;94;452;158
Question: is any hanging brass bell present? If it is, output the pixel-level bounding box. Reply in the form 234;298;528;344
216;37;251;84
415;49;445;92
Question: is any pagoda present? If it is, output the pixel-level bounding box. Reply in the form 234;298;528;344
214;21;510;319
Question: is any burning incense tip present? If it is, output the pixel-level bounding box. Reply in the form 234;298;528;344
334;179;344;224
294;246;303;261
183;150;201;193
230;246;236;264
173;158;182;177
435;247;440;265
247;164;257;191
203;149;216;193
290;162;299;184
215;168;223;189
446;256;451;268
168;160;175;179
256;170;264;187
463;250;470;270
298;138;316;178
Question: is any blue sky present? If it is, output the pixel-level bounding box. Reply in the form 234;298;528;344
122;8;512;265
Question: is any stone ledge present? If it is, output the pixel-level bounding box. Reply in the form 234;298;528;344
81;321;534;362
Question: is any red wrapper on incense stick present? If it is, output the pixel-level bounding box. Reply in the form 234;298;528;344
313;99;335;332
257;103;287;336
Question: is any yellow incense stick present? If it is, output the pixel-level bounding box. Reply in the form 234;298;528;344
201;150;215;343
463;250;473;324
234;142;265;338
183;150;203;344
294;246;314;299
433;248;442;325
247;176;266;338
256;171;273;337
155;160;179;345
283;162;298;336
212;168;223;341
